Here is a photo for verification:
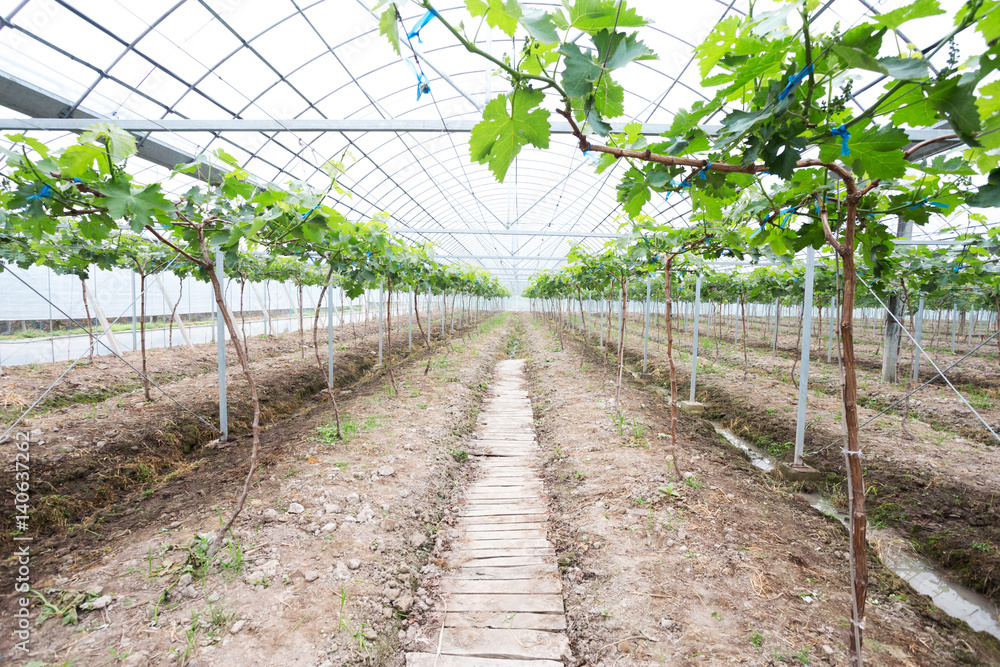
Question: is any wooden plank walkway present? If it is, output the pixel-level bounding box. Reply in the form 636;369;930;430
407;359;572;666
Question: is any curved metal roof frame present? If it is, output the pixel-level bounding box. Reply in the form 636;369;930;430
0;0;985;290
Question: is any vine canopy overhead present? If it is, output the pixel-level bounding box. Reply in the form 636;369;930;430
0;0;996;291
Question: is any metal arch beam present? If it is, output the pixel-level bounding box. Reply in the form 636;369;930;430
391;228;625;238
0;73;230;183
436;255;565;260
0;116;672;133
0;113;959;154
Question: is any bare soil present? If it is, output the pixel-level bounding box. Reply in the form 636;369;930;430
576;309;1000;610
0;313;505;666
522;314;1000;665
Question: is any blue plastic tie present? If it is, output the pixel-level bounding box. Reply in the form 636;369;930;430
907;197;945;209
407;8;440;43
831;125;851;156
404;58;431;100
777;63;814;102
698;161;712;180
301;203;321;220
26;184;53;201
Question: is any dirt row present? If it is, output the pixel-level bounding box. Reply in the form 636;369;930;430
1;311;449;423
1;312;511;665
565;312;1000;609
523;314;1000;665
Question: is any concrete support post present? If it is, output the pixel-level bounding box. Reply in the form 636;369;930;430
912;295;925;381
83;280;122;356
643;276;651;374
794;246;816;466
328;285;334;389
216;250;227;443
131;271;137;351
828;296;835;363
952;303;958;353
378;287;384;366
690;274;702;403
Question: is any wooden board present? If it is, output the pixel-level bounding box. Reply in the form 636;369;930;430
406;654;563;667
443;611;567;631
439;578;562;595
437;628;571;662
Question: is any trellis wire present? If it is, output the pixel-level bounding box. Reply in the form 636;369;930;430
1;265;221;441
854;272;1000;444
808;329;1000;457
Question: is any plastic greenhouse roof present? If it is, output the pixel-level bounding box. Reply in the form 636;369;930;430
0;0;987;291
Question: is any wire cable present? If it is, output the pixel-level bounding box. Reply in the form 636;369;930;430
1;265;222;437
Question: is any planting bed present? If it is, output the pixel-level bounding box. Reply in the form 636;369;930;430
525;314;1000;665
0;312;504;665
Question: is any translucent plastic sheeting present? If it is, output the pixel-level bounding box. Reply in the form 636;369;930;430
0;264;311;320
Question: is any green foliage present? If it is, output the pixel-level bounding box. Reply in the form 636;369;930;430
469;88;551;181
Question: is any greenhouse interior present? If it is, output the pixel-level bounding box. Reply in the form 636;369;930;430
1;0;999;665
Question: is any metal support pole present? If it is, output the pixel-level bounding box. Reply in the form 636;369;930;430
216;250;227;443
408;290;413;352
643;276;651;373
378;287;384;365
328;284;334;389
794;246;815;466
442;292;446;336
426;288;431;345
912;295;925;381
690;274;702;403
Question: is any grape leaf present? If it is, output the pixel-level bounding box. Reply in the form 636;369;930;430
616;167;650;217
695;15;740;77
928;77;982;146
469;88;551;182
519;8;559;43
872;0;943;30
820;124;909;179
593;74;624;118
879;56;931;80
58;144;104;178
832;44;887;74
6;133;50;158
466;0;521;38
563;0;647;35
586;106;612;136
80;123;137;163
97;181;171;231
379;5;400;56
592;29;653;71
559;43;602;97
967;168;1000;208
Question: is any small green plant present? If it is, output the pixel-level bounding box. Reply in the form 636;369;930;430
610;409;628;436
418;401;428;409
630;416;648;439
972;541;995;553
711;611;723;621
282;467;299;479
750;629;765;649
684;475;704;490
450;448;469;463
